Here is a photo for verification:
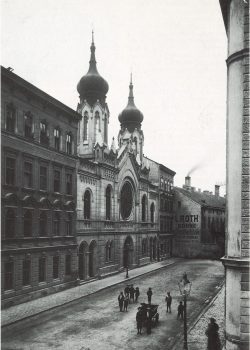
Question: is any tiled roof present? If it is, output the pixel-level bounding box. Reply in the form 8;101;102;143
175;187;226;209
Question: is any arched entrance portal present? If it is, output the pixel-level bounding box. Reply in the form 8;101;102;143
89;240;97;277
78;241;88;280
123;236;134;268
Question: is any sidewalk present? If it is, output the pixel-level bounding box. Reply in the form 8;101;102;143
188;284;225;349
1;257;180;328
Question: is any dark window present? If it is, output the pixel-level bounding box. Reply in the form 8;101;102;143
141;195;146;222
106;186;111;220
23;259;31;286
65;255;71;275
120;182;133;220
5;209;15;238
54;170;60;192
40;121;49;146
83;114;88;141
39;211;47;236
104;115;108;143
38;257;46;282
40;166;47;191
54;128;60;151
53;212;60;235
53;256;59;279
84;190;91;219
24;161;33;188
4;261;14;290
23;210;32;237
6;104;15;133
66;213;72;235
150;203;155;223
66;133;72;155
6;157;15;186
105;241;113;262
24;113;33;138
66;174;72;195
178;201;181;208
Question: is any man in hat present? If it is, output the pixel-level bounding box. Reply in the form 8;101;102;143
165;291;172;313
177;301;184;320
118;291;124;312
136;307;143;334
147;287;153;304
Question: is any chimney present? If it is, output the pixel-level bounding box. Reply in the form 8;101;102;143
185;176;191;187
191;187;196;192
198;188;201;193
203;190;210;195
215;185;220;197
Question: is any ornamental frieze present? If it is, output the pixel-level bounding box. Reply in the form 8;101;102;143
79;175;97;186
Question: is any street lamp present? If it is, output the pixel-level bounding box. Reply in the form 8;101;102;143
178;273;192;350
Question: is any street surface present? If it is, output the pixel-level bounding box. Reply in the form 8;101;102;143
2;259;224;350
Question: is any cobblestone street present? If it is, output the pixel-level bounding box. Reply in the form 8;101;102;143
2;259;224;350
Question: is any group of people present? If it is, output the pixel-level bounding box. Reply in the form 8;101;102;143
118;284;140;312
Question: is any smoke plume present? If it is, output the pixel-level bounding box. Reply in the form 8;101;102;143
187;162;204;176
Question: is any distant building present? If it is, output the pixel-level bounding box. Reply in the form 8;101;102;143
173;176;225;258
1;66;81;307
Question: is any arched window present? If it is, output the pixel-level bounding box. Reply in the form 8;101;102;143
160;177;164;189
66;133;72;154
23;210;32;237
106;186;111;220
95;112;100;138
6;103;16;133
53;212;60;236
84;190;91;219
150;203;155;223
66;213;72;235
141;195;147;222
24;112;33;138
40;120;49;146
5;209;15;238
104;114;108;143
39;211;47;236
83;113;88;141
105;241;113;262
54;127;60;151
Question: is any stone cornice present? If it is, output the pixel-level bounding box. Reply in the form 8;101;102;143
221;256;250;268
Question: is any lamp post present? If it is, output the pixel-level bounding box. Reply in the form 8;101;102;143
178;273;192;350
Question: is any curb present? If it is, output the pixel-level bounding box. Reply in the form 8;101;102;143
2;259;179;329
171;280;225;350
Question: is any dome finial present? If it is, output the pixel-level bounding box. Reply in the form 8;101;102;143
89;30;97;72
92;29;94;44
128;75;134;104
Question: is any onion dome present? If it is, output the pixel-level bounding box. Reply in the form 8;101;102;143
77;32;109;106
118;75;144;132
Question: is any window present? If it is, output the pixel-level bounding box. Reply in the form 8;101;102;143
53;212;60;236
106;186;111;220
160;178;164;189
53;256;59;279
39;211;47;236
6;104;16;133
104;115;108;143
5;209;15;238
66;174;72;195
141;195;147;222
54;170;60;192
54;128;60;151
65;255;71;276
142;239;147;255
178;201;181;208
23;210;32;237
84;190;91;219
6;157;15;186
150;203;155;223
24;112;33;138
95;112;100;138
24;161;33;188
164;180;167;191
40;166;47;191
38;257;46;282
66;213;72;235
83;113;88;141
40;121;49;146
4;261;14;290
105;241;113;262
23;259;31;286
66;133;72;154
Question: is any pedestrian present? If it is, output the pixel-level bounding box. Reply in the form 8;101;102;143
177;301;184;320
129;284;135;303
124;284;129;297
205;318;222;350
146;316;152;335
165;291;172;313
136;307;143;334
118;291;124;312
135;286;140;302
147;287;153;304
124;294;129;312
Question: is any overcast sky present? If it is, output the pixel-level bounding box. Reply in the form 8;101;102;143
1;0;227;195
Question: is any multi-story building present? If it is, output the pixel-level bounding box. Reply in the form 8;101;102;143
1;66;81;307
75;36;176;281
173;176;225;258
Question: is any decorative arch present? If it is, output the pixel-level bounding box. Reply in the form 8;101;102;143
105;185;112;220
83;189;92;219
119;177;137;221
123;236;134;268
141;194;147;222
4;192;19;205
150;202;155;223
23;195;37;207
78;240;88;280
52;199;63;210
39;197;51;209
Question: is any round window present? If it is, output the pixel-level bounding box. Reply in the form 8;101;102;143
120;182;133;220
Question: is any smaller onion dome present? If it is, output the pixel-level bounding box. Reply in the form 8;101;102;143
77;32;109;106
118;75;144;132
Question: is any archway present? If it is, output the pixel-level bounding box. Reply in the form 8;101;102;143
78;241;88;280
123;236;134;268
89;240;97;277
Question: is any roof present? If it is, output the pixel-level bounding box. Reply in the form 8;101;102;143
143;156;176;176
175;187;226;209
1;66;82;121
